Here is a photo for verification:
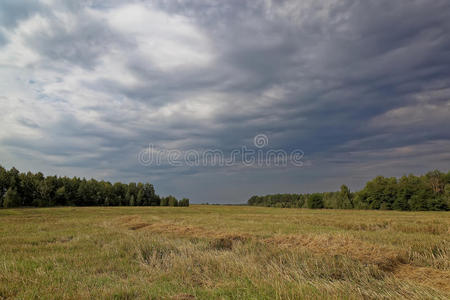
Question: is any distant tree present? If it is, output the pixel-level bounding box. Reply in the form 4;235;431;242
153;194;161;206
408;193;429;211
338;185;353;209
55;186;67;205
307;193;323;209
101;182;113;206
167;195;178;207
87;179;99;206
18;172;36;206
112;182;126;206
426;170;445;194
393;175;416;210
143;183;157;206
38;178;56;207
160;197;169;206
445;184;450;208
61;176;79;206
1;165;446;211
127;183;137;205
76;180;88;206
247;171;448;211
248;195;260;206
0;166;9;206
125;189;131;205
136;189;143;206
7;167;20;191
179;198;190;207
3;187;21;208
0;167;190;209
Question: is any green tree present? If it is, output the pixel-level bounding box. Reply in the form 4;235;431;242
167;195;178;207
38;178;55;207
179;198;190;207
55;186;67;205
3;187;22;208
408;190;432;211
307;193;323;209
127;183;137;205
143;183;157;206
111;182;125;206
136;189;144;206
7;167;20;190
0;166;180;209
445;184;450;208
427;196;448;211
125;189;131;205
160;197;169;206
426;170;445;194
0;166;9;206
339;185;353;209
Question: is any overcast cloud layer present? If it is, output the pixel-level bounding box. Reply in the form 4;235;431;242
1;0;449;203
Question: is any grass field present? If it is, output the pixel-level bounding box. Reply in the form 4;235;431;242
0;206;449;299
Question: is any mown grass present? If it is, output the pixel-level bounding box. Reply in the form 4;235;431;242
0;206;449;299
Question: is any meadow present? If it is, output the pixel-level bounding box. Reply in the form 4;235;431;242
0;206;449;299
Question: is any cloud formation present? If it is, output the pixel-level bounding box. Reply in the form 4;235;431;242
1;0;449;203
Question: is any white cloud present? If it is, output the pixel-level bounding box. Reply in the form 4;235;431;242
104;4;214;71
0;14;47;67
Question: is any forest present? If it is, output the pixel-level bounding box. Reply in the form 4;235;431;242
248;170;450;211
0;165;189;208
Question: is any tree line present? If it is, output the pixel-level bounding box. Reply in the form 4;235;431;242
248;170;450;211
0;166;189;208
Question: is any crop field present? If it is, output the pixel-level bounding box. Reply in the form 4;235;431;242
0;206;449;299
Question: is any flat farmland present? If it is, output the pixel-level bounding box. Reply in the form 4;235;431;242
0;206;449;299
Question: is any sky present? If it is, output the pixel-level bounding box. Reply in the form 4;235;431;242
0;0;449;203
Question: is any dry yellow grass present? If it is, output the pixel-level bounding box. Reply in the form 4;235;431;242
0;205;449;299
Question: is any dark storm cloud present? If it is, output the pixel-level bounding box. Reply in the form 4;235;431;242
0;32;7;47
147;0;450;153
1;0;449;202
26;18;121;70
0;0;44;28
